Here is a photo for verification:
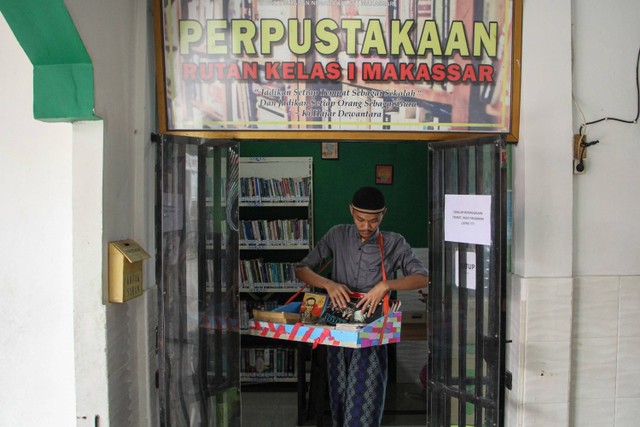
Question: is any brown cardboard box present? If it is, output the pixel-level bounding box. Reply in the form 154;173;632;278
108;239;150;303
253;309;301;324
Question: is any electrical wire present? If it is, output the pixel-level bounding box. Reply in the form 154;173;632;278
579;46;640;134
574;46;640;171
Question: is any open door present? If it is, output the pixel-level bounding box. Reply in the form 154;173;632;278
427;135;508;427
155;134;241;426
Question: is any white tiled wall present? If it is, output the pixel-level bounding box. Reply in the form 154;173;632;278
619;277;640;340
615;277;640;426
571;276;619;418
510;275;640;426
508;275;573;426
525;278;573;343
523;278;573;426
571;276;640;426
572;277;619;339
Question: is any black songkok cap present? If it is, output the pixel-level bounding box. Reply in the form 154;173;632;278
351;186;386;213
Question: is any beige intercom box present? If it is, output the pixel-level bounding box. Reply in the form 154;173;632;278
108;239;150;303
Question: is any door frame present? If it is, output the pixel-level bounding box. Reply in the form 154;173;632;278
154;134;241;427
154;135;509;426
426;135;508;427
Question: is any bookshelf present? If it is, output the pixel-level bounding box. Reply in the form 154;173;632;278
240;347;298;383
238;156;313;321
238;157;313;412
238;156;313;424
238;156;313;296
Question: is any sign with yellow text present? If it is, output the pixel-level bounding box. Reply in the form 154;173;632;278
157;0;518;134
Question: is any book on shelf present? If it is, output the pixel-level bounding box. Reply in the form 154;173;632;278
239;219;309;246
240;176;310;203
240;259;302;290
240;347;297;380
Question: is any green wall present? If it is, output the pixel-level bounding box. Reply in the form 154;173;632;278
240;141;429;248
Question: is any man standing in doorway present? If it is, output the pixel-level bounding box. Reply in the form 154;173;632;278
295;186;428;427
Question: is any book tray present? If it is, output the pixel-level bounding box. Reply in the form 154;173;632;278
249;302;402;348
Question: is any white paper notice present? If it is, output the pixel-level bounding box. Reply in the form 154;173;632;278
444;194;492;245
455;250;477;290
162;193;184;232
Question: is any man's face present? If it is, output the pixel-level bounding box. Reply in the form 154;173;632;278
350;206;385;241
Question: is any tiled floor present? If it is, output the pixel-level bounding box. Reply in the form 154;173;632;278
241;382;427;427
241;338;429;426
241;391;299;427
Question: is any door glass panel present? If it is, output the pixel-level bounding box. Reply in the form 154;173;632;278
156;135;241;426
427;136;507;427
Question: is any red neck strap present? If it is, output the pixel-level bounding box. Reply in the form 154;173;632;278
378;232;390;315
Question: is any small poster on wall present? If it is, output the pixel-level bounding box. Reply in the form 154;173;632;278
375;165;394;185
321;142;339;159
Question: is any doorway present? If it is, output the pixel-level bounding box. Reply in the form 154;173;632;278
155;135;507;426
427;136;507;426
155;135;242;426
237;140;430;427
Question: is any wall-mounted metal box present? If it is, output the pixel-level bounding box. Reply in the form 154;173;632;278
108;239;150;303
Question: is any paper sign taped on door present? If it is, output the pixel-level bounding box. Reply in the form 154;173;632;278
444;194;492;246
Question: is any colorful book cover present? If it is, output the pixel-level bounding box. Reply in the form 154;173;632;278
321;293;384;325
299;292;328;324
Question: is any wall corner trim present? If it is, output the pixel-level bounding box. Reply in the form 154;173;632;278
0;0;99;122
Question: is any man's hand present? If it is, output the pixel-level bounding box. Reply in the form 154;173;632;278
295;265;351;308
356;273;428;317
324;280;352;308
357;281;391;317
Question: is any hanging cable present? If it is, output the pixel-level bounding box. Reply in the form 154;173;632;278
573;47;639;172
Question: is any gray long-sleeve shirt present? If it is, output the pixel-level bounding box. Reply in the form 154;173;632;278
297;224;428;292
